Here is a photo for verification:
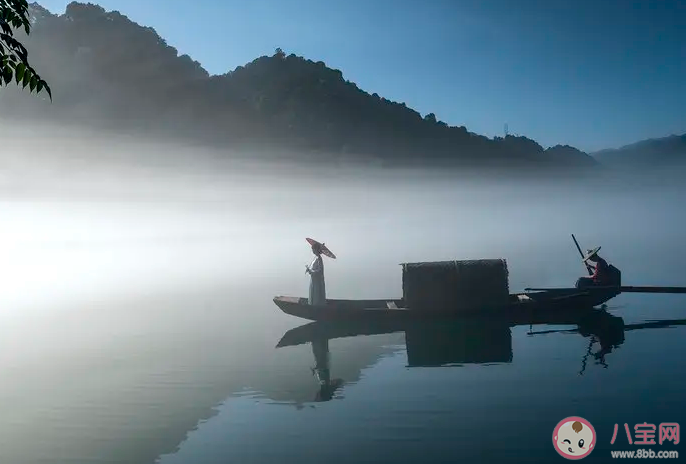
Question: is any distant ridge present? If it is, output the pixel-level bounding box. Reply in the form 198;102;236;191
592;133;686;169
2;2;600;171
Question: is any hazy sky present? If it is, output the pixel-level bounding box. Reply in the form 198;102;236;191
37;0;686;152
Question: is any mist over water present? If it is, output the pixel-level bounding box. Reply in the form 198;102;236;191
1;122;685;464
2;122;684;306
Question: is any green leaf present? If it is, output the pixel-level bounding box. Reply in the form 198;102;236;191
0;22;13;35
44;81;52;100
3;68;13;85
35;79;52;100
15;61;24;82
29;74;36;91
22;68;30;87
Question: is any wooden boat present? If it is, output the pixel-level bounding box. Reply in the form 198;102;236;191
273;287;621;322
275;235;686;323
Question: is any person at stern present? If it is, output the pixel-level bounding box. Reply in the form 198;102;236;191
576;246;616;289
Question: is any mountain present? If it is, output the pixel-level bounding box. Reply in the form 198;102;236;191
0;2;599;171
592;134;686;169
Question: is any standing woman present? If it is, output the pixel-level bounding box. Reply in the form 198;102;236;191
305;238;336;306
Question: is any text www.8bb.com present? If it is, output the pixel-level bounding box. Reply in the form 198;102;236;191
611;449;679;459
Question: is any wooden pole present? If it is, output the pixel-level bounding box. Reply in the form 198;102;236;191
524;285;686;294
619;286;686;294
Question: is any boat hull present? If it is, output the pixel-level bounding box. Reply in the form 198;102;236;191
273;288;620;322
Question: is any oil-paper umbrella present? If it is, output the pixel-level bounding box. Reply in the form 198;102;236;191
306;237;336;259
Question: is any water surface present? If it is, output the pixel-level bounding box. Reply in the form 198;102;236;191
1;138;685;464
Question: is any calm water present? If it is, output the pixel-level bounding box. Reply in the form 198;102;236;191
1;147;685;463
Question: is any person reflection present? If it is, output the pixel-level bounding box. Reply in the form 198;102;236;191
578;335;615;374
577;314;625;374
310;337;344;401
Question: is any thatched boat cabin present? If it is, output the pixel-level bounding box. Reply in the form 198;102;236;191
401;259;510;312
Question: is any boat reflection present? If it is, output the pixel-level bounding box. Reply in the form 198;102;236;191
304;319;513;401
281;317;516;402
527;315;686;374
404;319;512;366
278;310;686;399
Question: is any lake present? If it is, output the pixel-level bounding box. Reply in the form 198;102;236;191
1;141;685;464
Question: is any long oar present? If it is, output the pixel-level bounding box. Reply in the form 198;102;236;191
524;285;686;294
619;286;686;294
572;234;594;276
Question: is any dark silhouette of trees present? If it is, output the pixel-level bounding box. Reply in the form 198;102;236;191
0;0;51;98
0;2;599;170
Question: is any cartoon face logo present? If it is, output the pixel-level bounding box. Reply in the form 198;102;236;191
553;417;596;460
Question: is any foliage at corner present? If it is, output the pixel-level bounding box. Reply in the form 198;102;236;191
0;0;51;98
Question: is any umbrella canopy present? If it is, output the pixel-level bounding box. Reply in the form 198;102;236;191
306;238;336;259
